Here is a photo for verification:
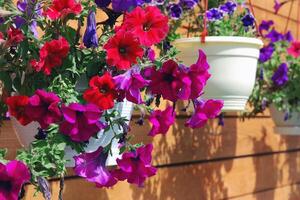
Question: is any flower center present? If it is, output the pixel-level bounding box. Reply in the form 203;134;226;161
119;47;127;55
163;74;174;83
0;180;12;191
100;85;109;94
143;22;152;31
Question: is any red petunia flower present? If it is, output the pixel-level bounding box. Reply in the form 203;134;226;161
6;96;32;126
122;6;169;47
104;31;143;70
287;41;300;58
83;73;117;110
6;27;24;46
43;0;82;20
30;37;70;75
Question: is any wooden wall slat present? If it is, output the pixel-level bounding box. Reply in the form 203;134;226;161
24;150;300;200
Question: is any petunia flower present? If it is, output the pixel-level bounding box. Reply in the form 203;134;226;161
149;60;191;102
74;147;118;188
95;0;111;7
274;0;284;14
148;105;175;137
219;1;237;15
287;41;300;58
179;0;197;9
206;8;223;21
104;31;143;70
284;31;294;42
60;103;104;142
30;37;70;75
185;99;223;129
241;13;255;28
83;10;98;48
272;63;288;87
6;96;32;126
43;0;82;20
0;160;30;200
112;0;139;12
114;66;149;104
265;29;283;42
6;27;24;46
25;89;62;129
259;44;274;63
83;72;117;110
122;6;169;47
113;144;157;187
258;20;274;35
168;4;183;20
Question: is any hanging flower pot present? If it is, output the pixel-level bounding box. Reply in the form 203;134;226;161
173;36;263;111
270;105;300;135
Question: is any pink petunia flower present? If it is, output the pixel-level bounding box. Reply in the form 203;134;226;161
74;147;118;188
287;41;300;58
185;99;223;129
25;89;62;129
0;160;30;200
113;144;157;187
148;105;175;137
43;0;82;20
60;103;105;142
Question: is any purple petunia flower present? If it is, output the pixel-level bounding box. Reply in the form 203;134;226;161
114;66;149;104
265;29;283;42
83;11;98;48
259;44;275;63
274;0;284;14
272;63;289;87
219;1;237;15
185;99;223;129
60;103;104;142
74;147;118;188
148;105;175;137
259;20;274;35
113;144;157;187
241;13;255;27
95;0;111;7
284;31;293;42
0;160;31;200
112;0;139;12
25;89;62;129
168;4;183;20
206;8;223;21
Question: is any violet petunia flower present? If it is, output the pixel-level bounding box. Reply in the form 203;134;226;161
114;66;149;104
179;0;197;9
241;13;255;27
185;99;223;129
206;8;223;21
74;147;118;188
272;63;289;87
148;105;175;137
113;144;157;187
60;103;104;142
0;160;30;200
259;44;274;63
284;31;294;42
83;11;98;48
25;89;62;129
168;4;183;20
95;0;111;7
274;0;284;14
219;1;237;15
112;0;139;12
258;20;274;35
265;29;283;42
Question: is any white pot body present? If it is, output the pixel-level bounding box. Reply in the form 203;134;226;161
12;100;134;166
173;36;263;111
270;105;300;135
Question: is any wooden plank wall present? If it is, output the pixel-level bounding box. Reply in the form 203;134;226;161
1;0;300;199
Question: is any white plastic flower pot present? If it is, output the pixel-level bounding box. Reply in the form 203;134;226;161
270;105;300;136
12;100;134;167
173;36;263;111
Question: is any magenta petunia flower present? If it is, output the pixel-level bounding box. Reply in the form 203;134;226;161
25;89;62;129
60;103;104;142
185;99;223;129
113;144;157;187
187;49;211;99
149;60;191;102
148;105;175;137
0;160;30;200
73;147;118;188
114;67;149;104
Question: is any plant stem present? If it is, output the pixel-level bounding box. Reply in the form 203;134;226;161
58;177;64;200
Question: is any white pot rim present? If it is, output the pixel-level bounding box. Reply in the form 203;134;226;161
173;36;263;47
